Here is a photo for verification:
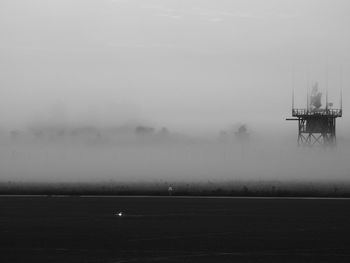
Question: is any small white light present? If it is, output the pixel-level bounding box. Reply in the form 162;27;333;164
115;212;123;217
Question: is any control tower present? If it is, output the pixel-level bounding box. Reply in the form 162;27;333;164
286;82;342;146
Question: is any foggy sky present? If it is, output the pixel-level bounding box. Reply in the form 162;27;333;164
1;0;350;184
1;0;349;134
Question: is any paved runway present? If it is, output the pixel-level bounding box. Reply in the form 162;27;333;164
1;196;350;262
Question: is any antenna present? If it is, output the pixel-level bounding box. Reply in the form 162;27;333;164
306;69;310;112
307;87;309;112
326;72;328;90
292;65;295;110
340;89;343;112
325;62;328;111
340;64;343;112
292;66;295;114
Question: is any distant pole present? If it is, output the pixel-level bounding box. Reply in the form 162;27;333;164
306;87;309;112
340;89;343;112
340;64;343;112
306;70;310;112
326;62;329;111
292;65;295;110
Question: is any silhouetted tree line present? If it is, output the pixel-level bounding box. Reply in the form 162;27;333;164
1;181;350;197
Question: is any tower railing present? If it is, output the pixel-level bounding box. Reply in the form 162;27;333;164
292;108;342;117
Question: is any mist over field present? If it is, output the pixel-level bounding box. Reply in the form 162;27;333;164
1;0;350;187
0;124;349;186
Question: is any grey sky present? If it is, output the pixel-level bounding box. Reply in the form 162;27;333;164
1;0;349;133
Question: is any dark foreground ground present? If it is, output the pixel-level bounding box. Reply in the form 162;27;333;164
1;196;350;262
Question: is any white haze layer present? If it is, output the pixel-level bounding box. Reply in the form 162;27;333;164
0;132;349;183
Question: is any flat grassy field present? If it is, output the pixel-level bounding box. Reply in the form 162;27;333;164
1;196;350;262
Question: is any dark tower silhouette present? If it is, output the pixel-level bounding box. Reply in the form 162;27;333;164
286;82;342;146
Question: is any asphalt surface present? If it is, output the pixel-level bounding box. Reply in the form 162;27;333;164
1;196;350;262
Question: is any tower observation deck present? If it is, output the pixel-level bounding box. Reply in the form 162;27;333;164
287;82;342;146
